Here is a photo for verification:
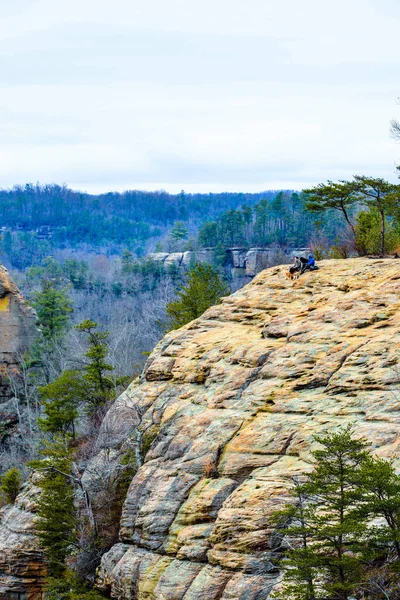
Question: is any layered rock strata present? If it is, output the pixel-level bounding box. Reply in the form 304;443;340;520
0;477;45;600
0;264;37;404
89;258;400;599
2;258;400;599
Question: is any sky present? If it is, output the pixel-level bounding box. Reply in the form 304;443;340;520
0;0;399;194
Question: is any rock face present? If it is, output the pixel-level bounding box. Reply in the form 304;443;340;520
148;247;309;278
3;257;400;599
87;258;400;599
0;477;45;600
0;264;37;404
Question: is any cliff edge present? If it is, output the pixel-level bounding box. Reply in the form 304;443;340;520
88;257;400;599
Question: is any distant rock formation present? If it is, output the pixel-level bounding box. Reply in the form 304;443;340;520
0;265;37;440
148;247;310;278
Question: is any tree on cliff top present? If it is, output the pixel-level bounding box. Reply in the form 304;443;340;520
166;262;229;329
170;220;189;241
303;180;360;249
354;176;400;257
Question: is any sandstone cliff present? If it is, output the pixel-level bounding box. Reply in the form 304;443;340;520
3;258;400;599
87;257;400;599
0;476;45;600
0;264;37;449
148;247;310;279
0;264;37;406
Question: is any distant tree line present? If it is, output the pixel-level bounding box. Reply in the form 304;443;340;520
196;178;400;259
197;191;345;251
0;183;280;268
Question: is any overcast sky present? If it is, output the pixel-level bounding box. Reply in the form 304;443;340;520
0;0;399;194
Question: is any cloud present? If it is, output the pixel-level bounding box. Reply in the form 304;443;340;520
0;0;399;192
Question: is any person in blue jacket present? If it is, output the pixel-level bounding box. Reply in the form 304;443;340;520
300;253;317;274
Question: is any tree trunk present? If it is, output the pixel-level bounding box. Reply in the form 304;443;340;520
341;204;359;253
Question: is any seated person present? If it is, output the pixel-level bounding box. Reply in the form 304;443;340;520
300;252;317;274
289;255;301;274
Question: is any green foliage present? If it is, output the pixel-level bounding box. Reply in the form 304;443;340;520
31;281;73;381
75;320;116;419
38;370;83;437
274;428;400;599
37;321;122;438
121;249;135;274
354;176;400;256
360;456;400;561
303;180;360;246
30;439;77;577
198;221;219;247
196;191;329;251
170;220;189;241
141;428;159;458
32;281;72;341
274;427;370;599
166;263;230;329
45;570;107;599
0;467;22;504
355;209;400;255
63;258;89;290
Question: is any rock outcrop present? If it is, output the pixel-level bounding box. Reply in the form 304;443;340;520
86;258;400;599
148;247;310;278
0;265;37;444
0;476;45;600
3;257;400;599
0;264;37;403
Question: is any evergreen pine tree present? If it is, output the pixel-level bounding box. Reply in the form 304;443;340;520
361;456;400;562
353;176;400;257
170;220;189;241
0;467;22;504
274;427;371;600
30;439;77;578
31;281;72;381
166;263;230;329
38;370;83;438
32;280;72;341
75;320;116;421
304;180;360;249
121;249;134;274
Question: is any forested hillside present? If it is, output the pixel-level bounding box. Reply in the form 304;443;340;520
0;184;345;270
0;184;278;268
